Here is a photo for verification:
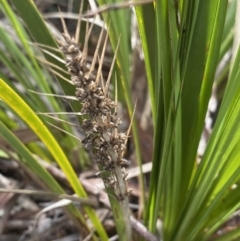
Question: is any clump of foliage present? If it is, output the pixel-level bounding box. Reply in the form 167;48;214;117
1;0;240;241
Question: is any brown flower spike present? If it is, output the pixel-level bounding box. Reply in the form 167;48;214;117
57;15;132;238
58;30;130;195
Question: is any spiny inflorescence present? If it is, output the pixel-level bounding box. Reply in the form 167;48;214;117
58;28;130;200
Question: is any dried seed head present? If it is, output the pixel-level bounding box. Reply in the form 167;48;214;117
58;28;130;197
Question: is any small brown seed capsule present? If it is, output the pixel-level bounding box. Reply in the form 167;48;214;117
82;119;93;132
75;88;87;100
88;81;98;92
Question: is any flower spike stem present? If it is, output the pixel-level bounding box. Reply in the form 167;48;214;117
58;27;132;240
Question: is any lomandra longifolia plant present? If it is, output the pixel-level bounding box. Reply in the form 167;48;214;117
57;19;132;239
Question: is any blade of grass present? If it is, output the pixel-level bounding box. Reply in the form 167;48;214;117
213;228;240;241
179;0;228;199
134;2;156;124
218;0;236;61
173;48;240;241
